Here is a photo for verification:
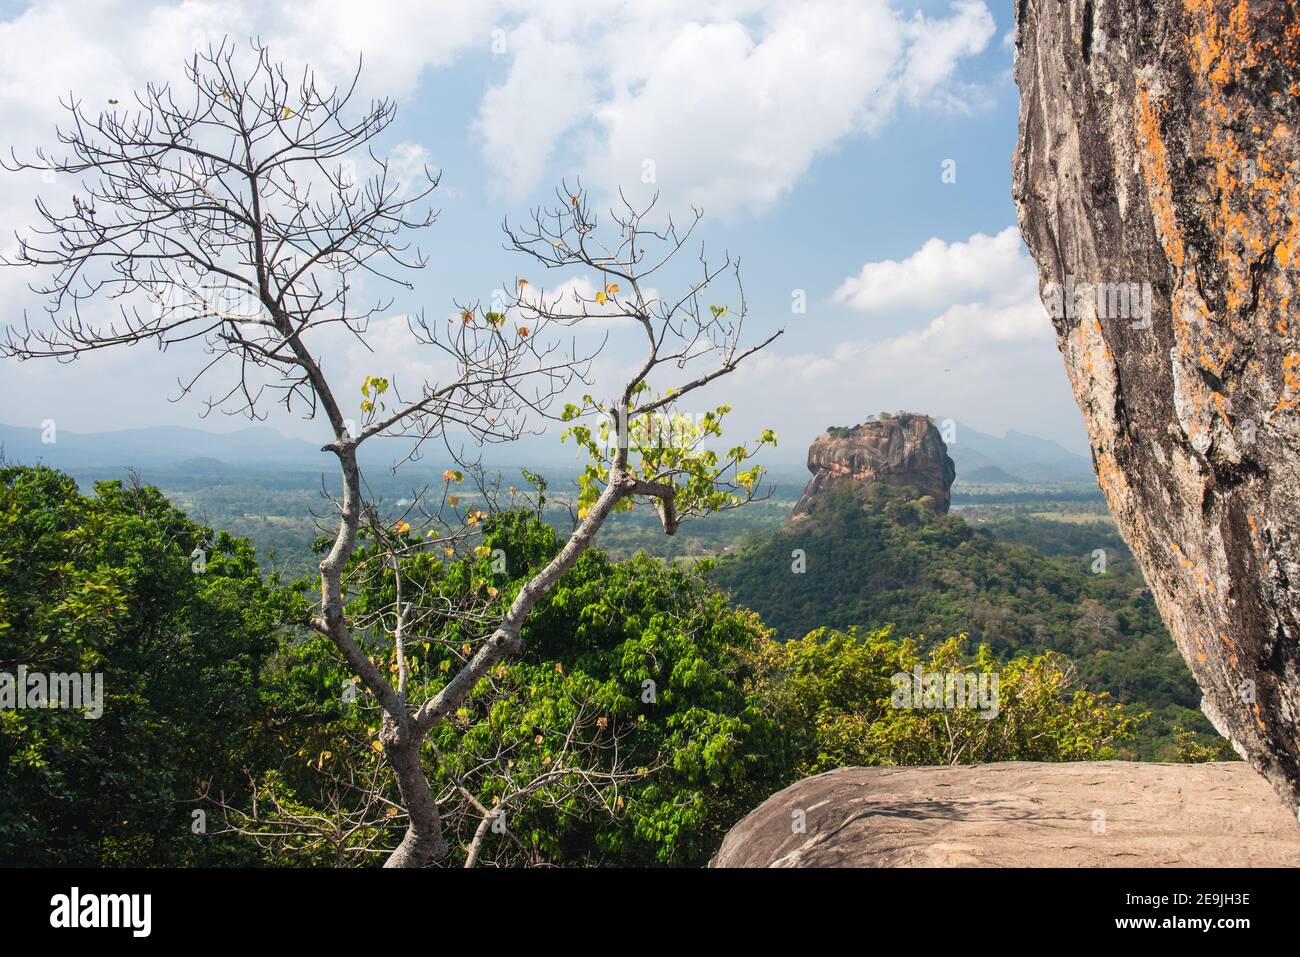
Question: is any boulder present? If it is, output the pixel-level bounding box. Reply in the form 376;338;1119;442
712;762;1300;867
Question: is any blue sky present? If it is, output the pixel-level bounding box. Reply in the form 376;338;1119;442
0;1;1091;464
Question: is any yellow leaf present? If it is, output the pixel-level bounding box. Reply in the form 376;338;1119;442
595;291;607;305
371;740;383;752
394;520;411;533
606;283;619;294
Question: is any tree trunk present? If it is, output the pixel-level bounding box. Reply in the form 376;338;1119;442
382;734;449;869
1013;0;1300;815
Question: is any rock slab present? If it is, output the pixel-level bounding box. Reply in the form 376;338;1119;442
712;762;1300;867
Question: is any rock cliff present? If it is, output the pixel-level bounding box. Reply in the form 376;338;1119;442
712;762;1300;867
791;414;956;517
1013;0;1300;814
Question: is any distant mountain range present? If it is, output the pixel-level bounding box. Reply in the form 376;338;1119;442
948;422;1094;484
0;418;1096;485
0;422;328;470
0;420;585;477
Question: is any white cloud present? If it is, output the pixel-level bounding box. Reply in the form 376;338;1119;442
0;1;498;122
833;226;1036;314
0;1;482;290
824;227;1050;371
386;143;436;198
0;1;995;224
473;18;593;197
767;299;1049;390
476;0;996;216
899;0;997;101
715;227;1077;454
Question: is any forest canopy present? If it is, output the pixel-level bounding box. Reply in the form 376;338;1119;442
0;465;1163;866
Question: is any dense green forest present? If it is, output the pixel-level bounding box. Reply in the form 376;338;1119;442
709;484;1230;760
0;465;1174;866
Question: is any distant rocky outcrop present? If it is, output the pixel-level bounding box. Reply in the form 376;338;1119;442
712;762;1300;867
792;414;956;517
1014;1;1300;812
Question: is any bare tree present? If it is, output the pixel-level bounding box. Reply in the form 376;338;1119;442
2;39;780;867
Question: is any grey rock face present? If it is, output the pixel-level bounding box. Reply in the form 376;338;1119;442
712;762;1300;867
792;415;956;517
1013;0;1300;813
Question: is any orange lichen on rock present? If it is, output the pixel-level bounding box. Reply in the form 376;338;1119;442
1177;0;1300;435
1134;90;1186;271
1277;352;1300;413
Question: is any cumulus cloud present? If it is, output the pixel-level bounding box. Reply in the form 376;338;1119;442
899;0;998;102
822;227;1050;372
714;227;1077;453
476;0;996;215
0;1;995;222
832;226;1037;315
473;17;594;197
754;299;1048;387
